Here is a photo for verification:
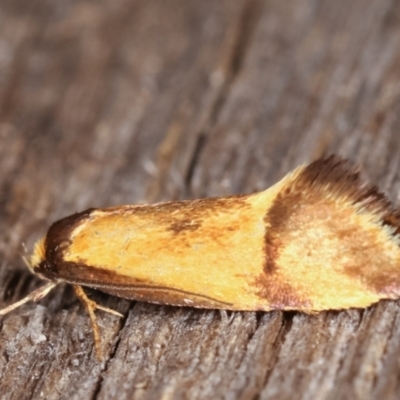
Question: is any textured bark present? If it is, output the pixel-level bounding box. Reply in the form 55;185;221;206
1;1;400;399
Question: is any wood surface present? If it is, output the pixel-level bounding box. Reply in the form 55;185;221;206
1;0;400;399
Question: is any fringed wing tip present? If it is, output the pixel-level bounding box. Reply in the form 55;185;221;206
292;155;400;234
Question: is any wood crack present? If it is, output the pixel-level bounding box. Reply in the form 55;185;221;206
90;302;133;400
184;0;263;191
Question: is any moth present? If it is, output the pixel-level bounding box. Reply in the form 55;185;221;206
2;156;400;357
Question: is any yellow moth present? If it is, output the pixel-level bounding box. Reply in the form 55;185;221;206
2;156;400;357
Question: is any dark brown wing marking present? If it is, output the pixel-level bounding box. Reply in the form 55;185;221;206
256;156;400;306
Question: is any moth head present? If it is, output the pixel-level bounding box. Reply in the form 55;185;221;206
0;236;57;318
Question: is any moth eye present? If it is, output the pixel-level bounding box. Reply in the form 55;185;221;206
37;260;51;272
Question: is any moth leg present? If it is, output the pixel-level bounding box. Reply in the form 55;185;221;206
73;285;103;360
93;303;123;318
73;286;124;359
219;309;235;324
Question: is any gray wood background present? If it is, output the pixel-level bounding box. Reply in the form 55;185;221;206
1;1;400;399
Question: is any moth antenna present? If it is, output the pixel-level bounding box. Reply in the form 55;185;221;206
21;242;28;254
0;281;57;316
21;243;31;269
22;255;31;270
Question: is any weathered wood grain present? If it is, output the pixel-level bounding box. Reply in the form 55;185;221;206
1;0;400;399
